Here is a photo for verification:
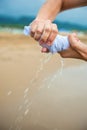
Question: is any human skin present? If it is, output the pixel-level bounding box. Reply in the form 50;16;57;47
30;0;87;61
59;33;87;61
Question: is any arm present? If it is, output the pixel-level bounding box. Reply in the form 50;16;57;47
36;0;87;21
59;33;87;61
61;0;87;11
31;0;87;42
36;0;62;21
30;0;87;61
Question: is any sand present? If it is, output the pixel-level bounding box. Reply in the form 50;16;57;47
0;32;87;130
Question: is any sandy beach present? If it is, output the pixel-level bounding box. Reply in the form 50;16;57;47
0;32;87;130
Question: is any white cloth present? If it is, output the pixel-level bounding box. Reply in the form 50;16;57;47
24;26;70;53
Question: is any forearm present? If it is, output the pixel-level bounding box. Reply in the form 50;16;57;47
61;0;87;11
36;0;63;21
36;0;87;21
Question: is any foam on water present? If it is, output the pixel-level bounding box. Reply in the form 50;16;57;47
0;27;23;34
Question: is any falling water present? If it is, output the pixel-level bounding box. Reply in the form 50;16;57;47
0;27;87;130
8;53;65;130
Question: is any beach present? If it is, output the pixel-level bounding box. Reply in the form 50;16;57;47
0;31;87;130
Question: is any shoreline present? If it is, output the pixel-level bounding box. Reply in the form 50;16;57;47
0;30;87;43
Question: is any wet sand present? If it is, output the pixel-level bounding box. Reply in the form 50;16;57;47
0;32;87;130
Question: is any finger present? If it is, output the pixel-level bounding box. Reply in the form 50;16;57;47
72;33;80;41
69;33;87;59
39;20;52;44
69;33;82;49
34;22;44;41
30;20;38;37
46;24;58;46
41;47;49;53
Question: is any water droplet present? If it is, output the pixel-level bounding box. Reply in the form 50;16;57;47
60;58;64;76
24;109;29;116
24;88;29;94
7;91;12;96
24;94;27;98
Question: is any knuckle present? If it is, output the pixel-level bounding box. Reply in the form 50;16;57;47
49;38;54;43
47;20;51;23
41;34;48;42
33;19;39;24
40;37;45;42
36;29;42;34
52;29;58;34
34;35;40;41
34;37;38;41
45;27;50;33
31;29;35;34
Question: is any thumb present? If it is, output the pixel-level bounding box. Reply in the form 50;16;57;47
69;33;87;60
69;33;80;48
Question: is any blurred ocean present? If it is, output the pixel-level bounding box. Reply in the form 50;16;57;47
0;0;87;32
0;1;87;130
0;15;87;33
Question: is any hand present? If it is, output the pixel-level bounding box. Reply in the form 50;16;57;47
59;33;87;61
41;32;87;61
69;33;87;61
30;19;58;52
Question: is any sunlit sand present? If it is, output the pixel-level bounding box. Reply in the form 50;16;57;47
0;32;87;130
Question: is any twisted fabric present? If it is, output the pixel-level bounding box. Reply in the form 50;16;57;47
24;26;70;53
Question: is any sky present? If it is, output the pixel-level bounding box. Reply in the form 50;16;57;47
0;0;87;26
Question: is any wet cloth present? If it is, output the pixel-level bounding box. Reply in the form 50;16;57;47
24;26;70;53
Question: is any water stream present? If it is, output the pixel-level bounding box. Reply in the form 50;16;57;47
8;54;65;130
